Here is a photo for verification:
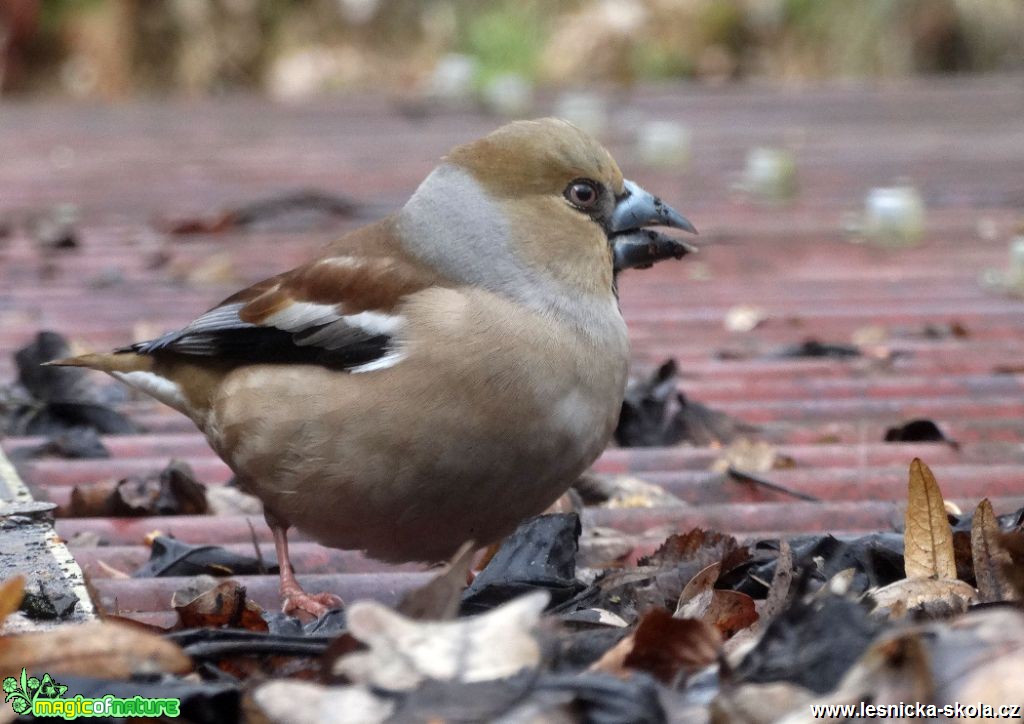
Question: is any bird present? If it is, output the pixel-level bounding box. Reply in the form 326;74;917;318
50;118;698;618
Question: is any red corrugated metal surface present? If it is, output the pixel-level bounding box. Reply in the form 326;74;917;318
3;77;1024;621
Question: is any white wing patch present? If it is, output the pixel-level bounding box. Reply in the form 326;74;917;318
111;371;191;416
349;348;405;374
264;301;341;333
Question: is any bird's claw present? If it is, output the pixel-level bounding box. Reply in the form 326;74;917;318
281;588;343;619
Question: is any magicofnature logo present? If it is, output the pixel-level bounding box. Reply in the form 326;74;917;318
3;668;180;719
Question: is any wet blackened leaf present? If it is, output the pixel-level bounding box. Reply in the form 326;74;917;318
904;458;957;580
733;593;880;693
462;513;583;614
263;609;347;637
615;359;757;447
134;535;276;578
8;428;109;460
729;533;905;599
4;332;135;435
536;672;668;724
775;339;860;359
884;418;958;447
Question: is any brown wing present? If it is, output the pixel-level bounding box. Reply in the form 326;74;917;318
128;251;441;370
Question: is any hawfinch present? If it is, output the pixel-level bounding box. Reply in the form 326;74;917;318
53;119;697;617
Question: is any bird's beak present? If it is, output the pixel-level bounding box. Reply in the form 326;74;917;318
609;179;698;273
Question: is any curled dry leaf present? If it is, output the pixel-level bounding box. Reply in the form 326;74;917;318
172;577;268;632
333;591;549;691
674;561;721;615
592;608;720;684
673;561;758;638
0;620;190;678
971;498;1017;602
904;458;957;580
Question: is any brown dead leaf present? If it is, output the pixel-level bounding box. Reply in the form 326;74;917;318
0;620;190;678
904;458;956;580
397;540;475;620
620;608;721;683
706;590;759;638
761;540;794;620
65;460;207;518
868;577;976;616
172;577;268;631
996;530;1024;599
0;576;25;627
971;498;1017;602
640;528;748;572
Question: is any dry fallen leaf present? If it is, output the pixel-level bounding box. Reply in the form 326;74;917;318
761;540;794;621
0;620;190;678
333;591;548;691
868;577;977;616
996;530;1024;599
396;540;475;621
675;561;721;616
673;562;758;639
0;577;25;628
592;608;720;683
904;458;956;580
172;577;268;631
971;498;1017;602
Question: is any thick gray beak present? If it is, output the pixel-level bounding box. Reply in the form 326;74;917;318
610;179;698;273
609;179;697;235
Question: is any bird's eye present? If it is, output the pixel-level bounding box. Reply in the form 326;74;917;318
565;180;600;210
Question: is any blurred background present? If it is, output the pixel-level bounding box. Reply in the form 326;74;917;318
1;0;1023;100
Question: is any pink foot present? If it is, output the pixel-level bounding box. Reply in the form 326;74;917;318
281;587;343;618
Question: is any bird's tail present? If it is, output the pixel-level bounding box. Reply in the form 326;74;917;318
44;351;153;374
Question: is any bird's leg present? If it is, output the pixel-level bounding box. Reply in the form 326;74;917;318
265;510;342;618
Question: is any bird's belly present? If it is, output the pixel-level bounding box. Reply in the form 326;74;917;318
212;361;622;563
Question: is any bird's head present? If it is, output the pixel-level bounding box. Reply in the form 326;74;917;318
399;118;697;303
